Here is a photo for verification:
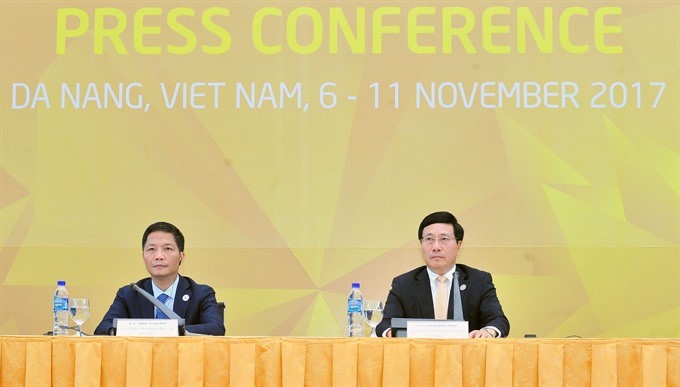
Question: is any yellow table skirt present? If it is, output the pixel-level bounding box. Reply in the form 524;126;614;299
0;336;678;386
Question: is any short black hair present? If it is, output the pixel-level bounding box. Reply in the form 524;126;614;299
418;211;464;241
142;222;185;252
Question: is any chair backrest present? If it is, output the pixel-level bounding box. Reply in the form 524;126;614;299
216;302;226;321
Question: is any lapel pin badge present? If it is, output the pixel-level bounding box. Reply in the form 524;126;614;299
460;284;466;291
182;294;189;301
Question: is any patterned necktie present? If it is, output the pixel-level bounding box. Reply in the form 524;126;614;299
435;275;449;319
155;293;170;319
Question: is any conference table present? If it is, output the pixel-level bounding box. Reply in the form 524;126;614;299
0;336;677;386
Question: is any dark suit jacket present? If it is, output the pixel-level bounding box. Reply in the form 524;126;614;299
94;275;225;336
376;264;510;337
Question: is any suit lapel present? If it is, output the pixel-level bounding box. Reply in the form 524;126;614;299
414;269;434;318
173;275;191;318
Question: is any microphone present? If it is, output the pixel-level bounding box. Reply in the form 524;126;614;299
43;325;91;336
130;283;186;335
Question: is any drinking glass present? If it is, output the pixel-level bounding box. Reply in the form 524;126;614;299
69;298;90;336
363;300;384;337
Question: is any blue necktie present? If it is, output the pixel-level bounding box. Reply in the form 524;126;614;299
155;293;170;319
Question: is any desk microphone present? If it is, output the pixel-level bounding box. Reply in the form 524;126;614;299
130;283;186;335
43;326;90;336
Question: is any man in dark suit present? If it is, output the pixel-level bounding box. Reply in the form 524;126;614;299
94;222;225;336
376;211;509;338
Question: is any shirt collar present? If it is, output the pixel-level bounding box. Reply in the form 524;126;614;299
151;275;179;300
426;265;456;283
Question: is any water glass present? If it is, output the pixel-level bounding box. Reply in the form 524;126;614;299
363;300;384;337
69;298;90;336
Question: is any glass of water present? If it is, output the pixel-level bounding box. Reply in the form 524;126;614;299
69;298;90;336
363;300;384;337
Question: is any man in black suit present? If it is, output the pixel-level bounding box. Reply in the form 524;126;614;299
94;222;225;336
376;211;509;338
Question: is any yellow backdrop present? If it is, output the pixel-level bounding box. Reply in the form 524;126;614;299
1;1;678;338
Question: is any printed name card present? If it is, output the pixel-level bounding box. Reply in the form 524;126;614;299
116;319;179;337
407;320;469;338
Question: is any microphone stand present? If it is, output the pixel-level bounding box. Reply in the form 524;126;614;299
130;283;186;336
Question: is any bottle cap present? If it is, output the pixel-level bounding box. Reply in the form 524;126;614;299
57;280;66;286
352;282;360;288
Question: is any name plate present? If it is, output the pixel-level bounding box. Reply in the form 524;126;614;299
407;320;469;338
115;319;179;337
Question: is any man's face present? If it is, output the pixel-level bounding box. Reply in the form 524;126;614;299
143;231;184;281
421;223;461;275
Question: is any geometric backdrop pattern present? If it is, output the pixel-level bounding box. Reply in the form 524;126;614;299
1;2;678;338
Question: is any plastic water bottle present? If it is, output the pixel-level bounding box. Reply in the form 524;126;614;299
53;280;69;336
347;282;364;337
